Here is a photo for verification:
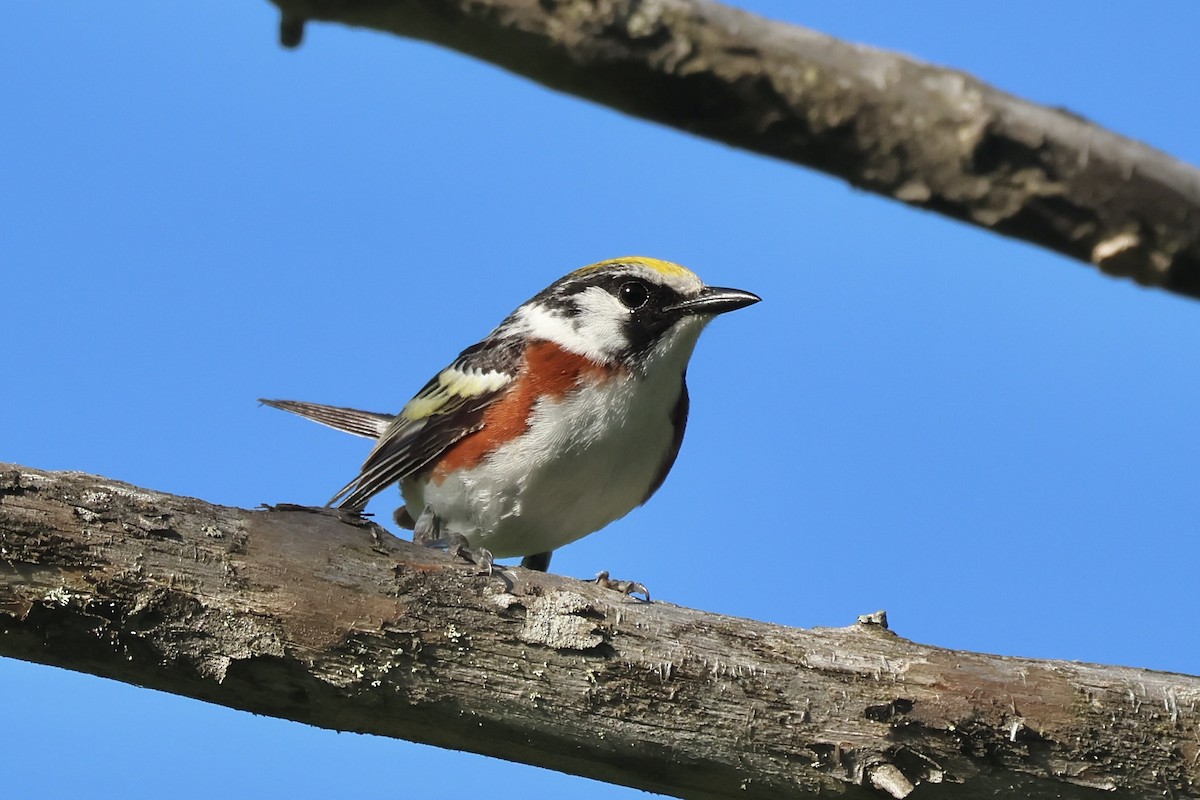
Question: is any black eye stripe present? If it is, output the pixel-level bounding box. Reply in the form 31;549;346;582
528;269;686;321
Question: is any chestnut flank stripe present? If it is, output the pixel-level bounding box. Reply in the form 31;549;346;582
431;341;620;481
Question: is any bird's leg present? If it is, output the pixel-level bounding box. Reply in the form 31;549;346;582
593;570;650;602
412;507;494;575
520;551;552;572
412;506;442;548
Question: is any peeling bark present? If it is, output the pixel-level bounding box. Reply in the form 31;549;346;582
2;463;1198;798
264;0;1200;299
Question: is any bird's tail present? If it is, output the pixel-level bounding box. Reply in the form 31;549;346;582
258;398;394;440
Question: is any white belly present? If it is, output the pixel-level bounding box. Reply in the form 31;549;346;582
404;369;681;558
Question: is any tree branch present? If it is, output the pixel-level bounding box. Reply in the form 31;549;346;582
2;462;1197;798
265;0;1200;299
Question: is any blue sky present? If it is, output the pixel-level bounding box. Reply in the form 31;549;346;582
4;2;1199;796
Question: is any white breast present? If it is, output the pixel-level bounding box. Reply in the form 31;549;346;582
408;319;706;558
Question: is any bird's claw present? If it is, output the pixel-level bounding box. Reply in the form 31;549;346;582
593;570;650;602
447;533;494;576
413;508;495;575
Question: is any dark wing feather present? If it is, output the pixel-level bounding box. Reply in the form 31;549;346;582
328;393;495;509
259;399;395;439
329;337;524;510
641;376;689;505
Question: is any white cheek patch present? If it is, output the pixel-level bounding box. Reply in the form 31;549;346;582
517;289;629;362
572;288;629;355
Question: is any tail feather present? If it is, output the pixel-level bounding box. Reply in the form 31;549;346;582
259;398;394;439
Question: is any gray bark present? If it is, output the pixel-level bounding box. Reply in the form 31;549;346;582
265;0;1200;299
2;463;1198;799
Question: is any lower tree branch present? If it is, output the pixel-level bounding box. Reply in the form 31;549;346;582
2;463;1197;799
265;0;1200;299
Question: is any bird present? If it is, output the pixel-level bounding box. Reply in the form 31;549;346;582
261;257;759;575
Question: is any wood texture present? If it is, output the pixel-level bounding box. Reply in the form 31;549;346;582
265;0;1200;299
2;463;1198;798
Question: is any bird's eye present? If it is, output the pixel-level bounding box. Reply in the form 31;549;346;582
617;280;650;310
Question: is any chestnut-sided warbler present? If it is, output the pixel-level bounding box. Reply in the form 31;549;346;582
262;257;759;574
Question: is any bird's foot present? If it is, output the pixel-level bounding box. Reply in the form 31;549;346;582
447;532;495;576
412;508;495;574
593;570;650;602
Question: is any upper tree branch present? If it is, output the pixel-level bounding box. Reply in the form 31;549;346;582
267;0;1200;298
2;463;1198;799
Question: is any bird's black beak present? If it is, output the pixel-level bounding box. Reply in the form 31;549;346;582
666;286;761;316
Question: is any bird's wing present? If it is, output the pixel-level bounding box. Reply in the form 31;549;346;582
640;377;689;505
259;399;395;439
329;337;524;510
